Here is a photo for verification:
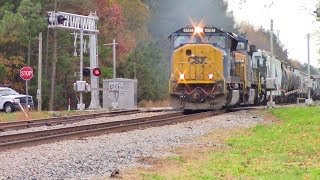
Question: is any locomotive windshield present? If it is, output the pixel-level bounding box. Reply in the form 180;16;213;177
171;26;228;50
173;35;197;49
203;35;226;49
173;35;226;49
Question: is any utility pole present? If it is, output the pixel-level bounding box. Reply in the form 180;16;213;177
103;39;118;82
306;33;313;106
104;39;119;109
37;32;42;111
113;39;116;82
79;26;84;110
267;19;276;108
134;61;137;79
49;0;58;111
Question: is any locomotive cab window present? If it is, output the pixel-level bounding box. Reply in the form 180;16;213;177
254;56;264;68
236;42;245;50
203;35;226;49
173;35;196;49
252;56;258;68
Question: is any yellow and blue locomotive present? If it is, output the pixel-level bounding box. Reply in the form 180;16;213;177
168;25;319;112
168;25;260;111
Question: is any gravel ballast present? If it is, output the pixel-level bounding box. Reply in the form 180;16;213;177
0;110;263;179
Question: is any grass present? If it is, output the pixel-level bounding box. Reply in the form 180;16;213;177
0;110;95;122
140;107;320;179
166;156;185;163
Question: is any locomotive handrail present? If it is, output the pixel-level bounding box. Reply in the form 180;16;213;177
169;68;181;93
215;66;227;94
284;87;307;96
177;61;215;64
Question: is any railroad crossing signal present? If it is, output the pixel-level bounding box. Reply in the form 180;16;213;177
83;67;90;76
83;67;101;77
47;11;100;110
20;66;33;80
92;68;101;76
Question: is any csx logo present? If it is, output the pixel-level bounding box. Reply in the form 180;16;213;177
188;56;207;64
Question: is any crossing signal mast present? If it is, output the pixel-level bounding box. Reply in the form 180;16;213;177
47;11;100;110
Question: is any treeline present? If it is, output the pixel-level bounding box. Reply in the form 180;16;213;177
0;0;239;110
239;21;319;75
0;0;164;110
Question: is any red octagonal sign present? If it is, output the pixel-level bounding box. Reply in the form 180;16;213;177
20;66;33;80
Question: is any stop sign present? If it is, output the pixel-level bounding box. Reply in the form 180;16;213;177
20;66;33;80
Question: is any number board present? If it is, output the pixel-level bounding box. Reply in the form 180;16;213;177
180;27;222;34
182;28;194;33
204;27;216;33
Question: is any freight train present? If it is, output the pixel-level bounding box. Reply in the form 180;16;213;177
168;25;320;111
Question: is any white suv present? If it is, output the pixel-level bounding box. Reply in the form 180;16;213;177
0;87;34;113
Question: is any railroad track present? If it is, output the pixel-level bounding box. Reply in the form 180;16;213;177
0;109;140;132
0;110;225;151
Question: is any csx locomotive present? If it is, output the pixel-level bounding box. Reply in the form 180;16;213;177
168;25;320;111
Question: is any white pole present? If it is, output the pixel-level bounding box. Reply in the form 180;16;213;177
79;27;84;110
113;39;116;82
88;33;100;109
112;39;117;108
26;80;28;111
37;32;42;111
267;19;275;108
307;33;311;100
270;19;274;78
305;33;313;106
103;40;118;109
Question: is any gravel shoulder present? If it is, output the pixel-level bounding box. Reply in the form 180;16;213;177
0;110;264;180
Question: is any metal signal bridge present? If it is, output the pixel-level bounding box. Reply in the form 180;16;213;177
47;11;100;110
48;11;99;33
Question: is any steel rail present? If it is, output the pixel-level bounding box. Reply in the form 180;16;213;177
0;110;224;151
0;109;140;131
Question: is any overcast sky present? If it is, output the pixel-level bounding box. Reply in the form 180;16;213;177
227;0;320;67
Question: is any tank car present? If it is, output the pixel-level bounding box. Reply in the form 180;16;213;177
252;50;309;103
312;77;320;99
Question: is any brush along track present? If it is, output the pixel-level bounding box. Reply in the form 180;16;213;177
0;110;225;151
0;109;141;132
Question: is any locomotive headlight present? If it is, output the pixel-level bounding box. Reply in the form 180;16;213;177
194;26;203;34
180;73;185;80
209;73;214;80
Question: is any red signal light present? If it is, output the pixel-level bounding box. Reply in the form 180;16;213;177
92;68;101;76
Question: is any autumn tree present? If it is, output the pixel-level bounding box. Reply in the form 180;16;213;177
0;55;26;91
119;42;169;102
239;22;288;61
